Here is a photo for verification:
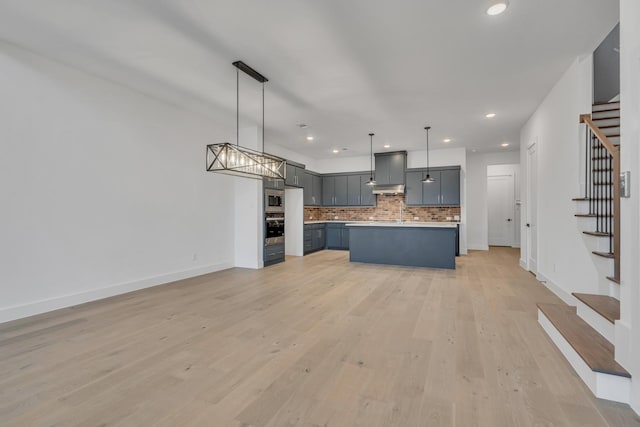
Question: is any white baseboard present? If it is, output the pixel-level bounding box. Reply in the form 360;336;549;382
467;243;489;251
519;258;527;269
0;261;233;324
536;272;575;306
538;309;630;404
614;320;632;372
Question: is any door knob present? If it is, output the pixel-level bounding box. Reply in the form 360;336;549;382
526;223;531;227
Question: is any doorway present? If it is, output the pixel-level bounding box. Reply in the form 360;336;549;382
488;174;515;246
526;142;538;274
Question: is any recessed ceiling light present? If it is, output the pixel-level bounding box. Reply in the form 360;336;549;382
298;124;308;128
472;149;477;152
332;149;340;154
306;136;314;141
501;142;510;147
487;1;509;15
485;113;496;118
443;138;452;143
383;144;391;148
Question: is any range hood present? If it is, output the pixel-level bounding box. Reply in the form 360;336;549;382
372;184;405;195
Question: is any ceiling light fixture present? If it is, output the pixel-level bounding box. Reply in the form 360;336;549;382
485;113;496;118
332;149;340;154
383;144;391;148
501;142;510;147
443;138;452;143
306;136;314;141
366;133;376;186
206;61;286;180
486;0;509;15
422;126;435;184
298;124;308;129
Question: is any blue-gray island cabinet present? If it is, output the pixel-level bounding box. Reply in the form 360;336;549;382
346;222;457;269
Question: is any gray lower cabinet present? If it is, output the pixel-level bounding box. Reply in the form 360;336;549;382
405;166;461;206
326;223;349;250
304;223;325;255
264;243;285;266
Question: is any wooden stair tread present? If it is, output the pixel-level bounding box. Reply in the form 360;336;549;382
593;251;615;259
572;293;620;324
572;197;613;201
575;214;613;218
537;303;630;378
593;101;620;106
583;231;612;237
592;108;620;113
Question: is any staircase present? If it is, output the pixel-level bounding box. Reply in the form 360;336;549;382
537;101;630;404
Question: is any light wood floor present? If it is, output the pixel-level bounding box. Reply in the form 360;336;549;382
1;248;638;426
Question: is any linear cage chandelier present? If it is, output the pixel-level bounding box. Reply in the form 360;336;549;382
206;142;285;179
206;60;286;180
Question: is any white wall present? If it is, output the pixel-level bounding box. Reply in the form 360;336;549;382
0;42;236;322
619;0;640;414
466;151;521;250
520;55;599;301
285;188;304;256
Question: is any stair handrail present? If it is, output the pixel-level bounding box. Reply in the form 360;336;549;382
580;113;620;281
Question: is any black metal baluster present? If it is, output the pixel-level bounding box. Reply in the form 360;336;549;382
609;154;613;253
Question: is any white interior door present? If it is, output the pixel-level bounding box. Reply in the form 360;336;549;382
488;175;515;246
526;143;538;273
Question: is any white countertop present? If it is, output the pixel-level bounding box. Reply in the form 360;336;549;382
345;222;458;228
304;220;459;228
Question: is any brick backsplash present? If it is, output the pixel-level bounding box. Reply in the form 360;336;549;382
303;194;460;222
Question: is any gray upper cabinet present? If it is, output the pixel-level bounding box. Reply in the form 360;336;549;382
405;166;461;206
440;169;460;205
285;163;304;188
347;175;361;206
334;175;348;205
322;175;348;206
303;171;323;206
323;173;374;207
422;171;441;205
405;171;424;205
303;172;313;205
360;174;376;206
322;176;335;206
375;152;407;185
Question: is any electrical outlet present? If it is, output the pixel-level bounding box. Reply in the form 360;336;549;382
334;216;339;220
446;216;452;221
369;216;374;220
414;216;419;221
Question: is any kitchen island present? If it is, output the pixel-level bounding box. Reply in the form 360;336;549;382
346;222;458;269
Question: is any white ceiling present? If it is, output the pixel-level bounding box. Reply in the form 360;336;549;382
0;0;619;159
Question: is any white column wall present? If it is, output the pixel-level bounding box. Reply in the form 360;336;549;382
0;42;236;322
619;0;640;414
519;55;600;298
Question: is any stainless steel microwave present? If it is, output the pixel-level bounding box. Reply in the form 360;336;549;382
264;189;284;213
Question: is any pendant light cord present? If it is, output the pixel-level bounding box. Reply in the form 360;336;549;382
369;133;374;180
236;67;239;147
262;82;265;153
425;126;431;176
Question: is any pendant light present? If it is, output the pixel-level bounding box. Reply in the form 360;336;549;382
206;61;286;180
365;133;376;186
422;126;435;183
